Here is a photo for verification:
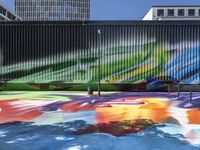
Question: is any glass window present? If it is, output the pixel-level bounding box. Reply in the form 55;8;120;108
199;9;200;16
168;9;174;16
178;9;185;16
188;9;195;16
157;9;164;17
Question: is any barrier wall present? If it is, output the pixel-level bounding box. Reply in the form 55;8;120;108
0;21;200;91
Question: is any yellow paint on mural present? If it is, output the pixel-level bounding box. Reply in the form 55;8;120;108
110;64;155;82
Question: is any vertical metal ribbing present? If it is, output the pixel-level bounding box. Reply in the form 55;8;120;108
188;24;191;82
166;24;169;82
46;25;49;81
0;26;1;81
126;25;131;82
146;25;149;81
6;25;9;80
180;25;183;82
9;25;12;80
182;24;185;83
190;25;193;82
160;24;163;81
6;25;7;80
85;25;88;81
54;25;57;80
158;24;161;80
105;25;107;81
176;24;178;81
191;25;197;83
34;25;36;81
87;25;90;81
110;25;113;81
107;25;110;81
153;24;156;79
3;25;6;80
171;24;174;80
169;24;172;82
53;25;55;81
192;25;195;82
133;25;136;81
143;25;146;80
70;25;73;81
50;25;53;81
54;25;56;81
141;25;143;80
73;25;76;81
122;24;125;81
197;24;199;84
149;25;152;79
119;25;122;81
37;25;39;81
156;24;159;80
181;24;184;83
194;25;197;83
139;24;141;80
195;25;198;84
10;25;13;80
123;25;125;81
80;26;82;81
135;25;138;80
6;25;11;80
116;25;118;80
61;25;64;81
126;25;129;80
80;25;82;81
91;25;94;81
115;25;117;80
24;26;27;81
186;24;189;83
162;24;165;80
185;24;188;83
19;25;22;80
66;25;69;81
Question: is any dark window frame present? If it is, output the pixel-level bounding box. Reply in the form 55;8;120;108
178;9;185;16
188;9;195;16
157;9;164;17
167;9;174;16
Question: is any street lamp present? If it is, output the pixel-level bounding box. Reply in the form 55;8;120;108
97;29;101;97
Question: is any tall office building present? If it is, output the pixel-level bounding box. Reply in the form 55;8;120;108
14;0;90;21
0;2;21;21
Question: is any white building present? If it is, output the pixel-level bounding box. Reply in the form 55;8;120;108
14;0;90;21
143;6;200;20
0;2;21;21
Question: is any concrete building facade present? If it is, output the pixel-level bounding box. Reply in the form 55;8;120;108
143;6;200;20
14;0;90;21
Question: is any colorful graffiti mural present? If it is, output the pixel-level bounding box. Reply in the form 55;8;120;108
0;22;200;90
0;91;200;149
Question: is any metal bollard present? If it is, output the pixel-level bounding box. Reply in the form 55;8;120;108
168;84;171;95
190;86;192;102
87;87;93;96
177;84;180;98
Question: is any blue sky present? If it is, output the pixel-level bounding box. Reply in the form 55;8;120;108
1;0;200;20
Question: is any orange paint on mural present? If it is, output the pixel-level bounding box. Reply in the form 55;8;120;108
96;98;171;124
187;109;200;124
